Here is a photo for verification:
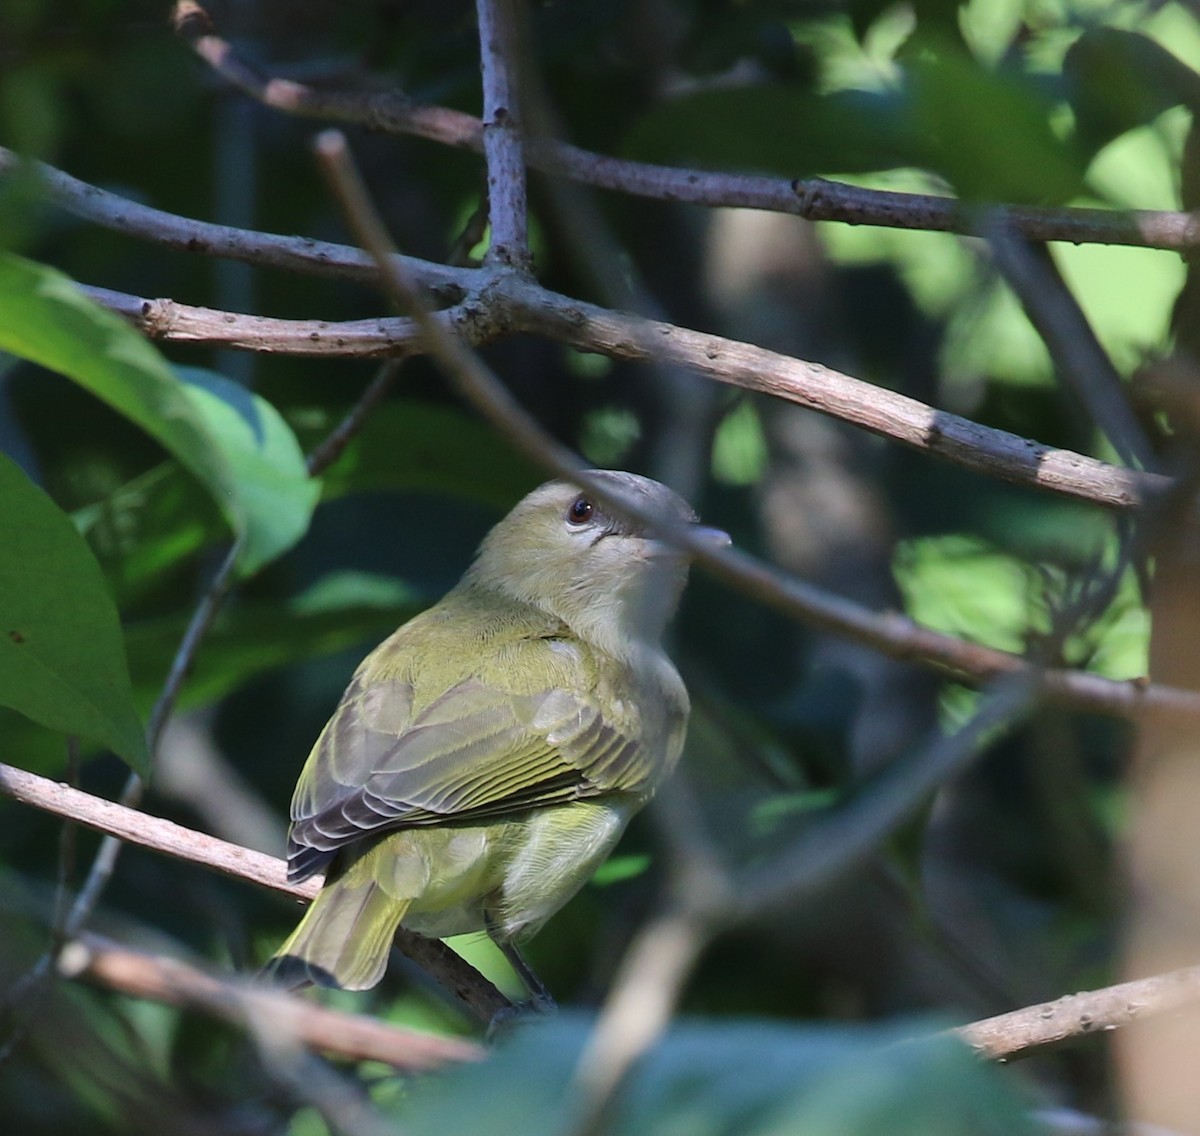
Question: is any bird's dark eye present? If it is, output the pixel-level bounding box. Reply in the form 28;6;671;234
566;496;595;525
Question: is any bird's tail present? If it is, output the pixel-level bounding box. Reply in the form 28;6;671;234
266;876;411;992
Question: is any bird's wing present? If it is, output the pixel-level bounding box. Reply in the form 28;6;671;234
286;638;655;881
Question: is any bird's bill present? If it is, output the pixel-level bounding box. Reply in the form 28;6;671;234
642;523;732;560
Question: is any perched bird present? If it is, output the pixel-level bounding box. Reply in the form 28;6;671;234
268;470;728;997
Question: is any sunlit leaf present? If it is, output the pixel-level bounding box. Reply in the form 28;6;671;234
894;534;1045;655
0;255;317;574
904;38;1084;203
174;367;320;574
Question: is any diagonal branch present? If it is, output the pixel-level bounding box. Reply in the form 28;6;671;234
73;271;1163;515
172;0;1200;254
0;147;472;297
0;760;511;1024
988;222;1156;472
61;933;485;1070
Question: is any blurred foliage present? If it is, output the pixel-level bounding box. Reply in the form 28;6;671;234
0;0;1192;1131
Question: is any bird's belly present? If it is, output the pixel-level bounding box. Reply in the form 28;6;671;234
393;799;633;941
489;798;633;940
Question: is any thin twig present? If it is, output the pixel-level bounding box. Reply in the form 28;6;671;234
733;678;1037;919
305;360;405;476
170;0;1200;254
79;284;435;356
476;0;530;268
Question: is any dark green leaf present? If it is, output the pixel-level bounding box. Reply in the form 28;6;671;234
396;1014;1035;1136
906;40;1085;203
313;401;543;509
75;401;539;606
0;451;147;774
125;572;424;716
623;86;913;178
74;462;224;608
1065;28;1200;158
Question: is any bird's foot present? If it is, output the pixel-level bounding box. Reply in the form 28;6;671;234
486;990;557;1040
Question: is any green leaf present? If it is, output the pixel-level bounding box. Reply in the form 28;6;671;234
0;254;318;574
623;86;912;178
312;401;543;509
125;571;423;716
0;452;148;774
905;39;1084;203
1065;27;1200;158
395;1014;1035;1136
893;533;1046;656
174;367;320;574
74;462;225;608
76;401;538;606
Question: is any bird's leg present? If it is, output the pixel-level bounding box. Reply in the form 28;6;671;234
485;913;556;1016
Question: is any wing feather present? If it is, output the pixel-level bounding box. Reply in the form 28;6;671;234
286;636;656;882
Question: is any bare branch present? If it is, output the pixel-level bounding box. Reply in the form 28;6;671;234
76;267;1163;514
0;761;512;1024
956;966;1200;1061
172;0;1200;253
60;934;485;1071
3;145;1162;514
476;0;530;267
0;147;471;297
988;222;1156;472
0;760;315;899
494;275;1163;513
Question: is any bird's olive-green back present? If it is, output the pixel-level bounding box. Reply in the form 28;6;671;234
287;583;688;882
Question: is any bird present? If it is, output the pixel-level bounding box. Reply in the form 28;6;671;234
267;469;729;1000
